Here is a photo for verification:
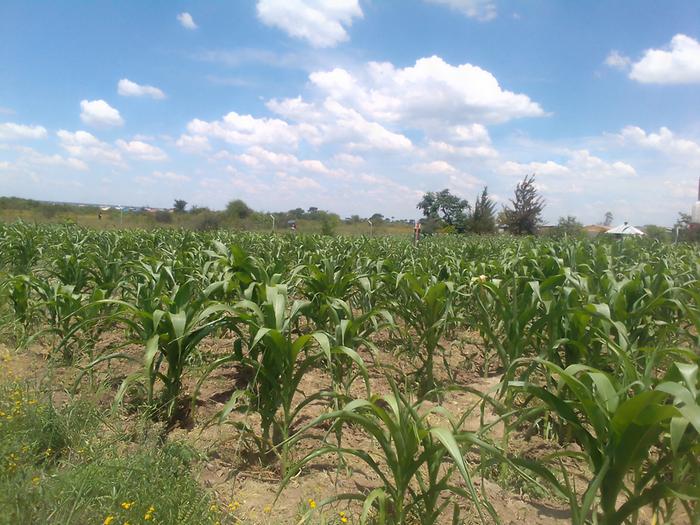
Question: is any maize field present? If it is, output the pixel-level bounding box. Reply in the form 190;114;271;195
0;221;698;525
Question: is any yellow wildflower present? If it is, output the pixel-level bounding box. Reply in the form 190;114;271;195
103;516;114;525
308;498;316;509
120;501;134;510
31;476;40;486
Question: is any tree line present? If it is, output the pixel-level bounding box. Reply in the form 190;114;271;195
418;174;545;235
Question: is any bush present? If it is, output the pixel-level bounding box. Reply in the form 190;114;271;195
225;199;252;219
154;211;173;224
195;212;222;231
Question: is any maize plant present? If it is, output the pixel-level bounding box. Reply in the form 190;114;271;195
506;358;700;525
283;379;545;525
199;284;335;474
391;273;459;396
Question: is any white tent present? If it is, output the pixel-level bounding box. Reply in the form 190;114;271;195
605;222;645;236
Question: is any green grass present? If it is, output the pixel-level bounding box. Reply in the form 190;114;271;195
0;380;224;525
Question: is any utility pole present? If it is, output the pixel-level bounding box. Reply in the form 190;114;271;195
270;214;276;233
367;219;373;236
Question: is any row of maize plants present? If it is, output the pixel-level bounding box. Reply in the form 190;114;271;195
0;221;698;524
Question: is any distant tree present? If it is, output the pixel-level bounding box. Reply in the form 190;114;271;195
369;213;385;224
308;206;319;214
603;211;614;226
417;189;470;231
501;174;545;235
552;215;584;237
319;211;340;235
225;199;253;219
467;186;496;234
288;208;305;219
643;225;671;242
189;205;210;215
173;199;187;213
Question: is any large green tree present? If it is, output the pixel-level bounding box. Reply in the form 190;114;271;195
225;199;253;219
417;189;470;231
501;174;545;235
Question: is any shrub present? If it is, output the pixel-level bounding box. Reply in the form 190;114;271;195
154;211;172;224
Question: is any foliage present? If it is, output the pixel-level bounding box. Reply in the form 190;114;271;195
467;186;497;234
225;199;253;219
501;174;545;235
417;189;470;231
154;210;173;224
552;215;584;238
173;199;188;213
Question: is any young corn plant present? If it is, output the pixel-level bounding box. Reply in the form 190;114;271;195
506;358;700;525
82;280;231;422
391;273;458;397
199;284;333;474
282;380;535;525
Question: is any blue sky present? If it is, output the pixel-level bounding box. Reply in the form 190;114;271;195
1;0;699;225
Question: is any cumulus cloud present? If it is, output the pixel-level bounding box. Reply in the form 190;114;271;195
116;139;168;161
176;134;212;154
152;170;190;182
56;130;123;165
233;145;333;177
333;152;364;165
79;99;124;127
425;0;496;21
0;146;87;171
499;150;636;180
177;12;198;30
0;122;47;140
256;0;363;47
117;79;166;99
413;160;459;174
186;111;301;148
629;34;700;84
307;56;544;126
617;125;700;162
604;50;631;70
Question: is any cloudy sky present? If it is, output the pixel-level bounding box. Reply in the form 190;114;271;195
1;1;699;225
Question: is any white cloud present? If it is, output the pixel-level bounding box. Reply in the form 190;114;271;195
256;0;363;48
425;0;496;21
275;171;322;190
0;122;47;140
177;12;198;30
499;150;636;180
0;146;88;172
56;130;123;165
186;111;301;148
152;170;190;182
79;99;124;127
233;145;334;177
308;56;544;126
116;139;168;161
267;97;412;151
604;50;631;70
413;160;458;174
617;125;700;162
176;134;212;154
629;34;700;84
117;78;166;99
333;152;364;165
